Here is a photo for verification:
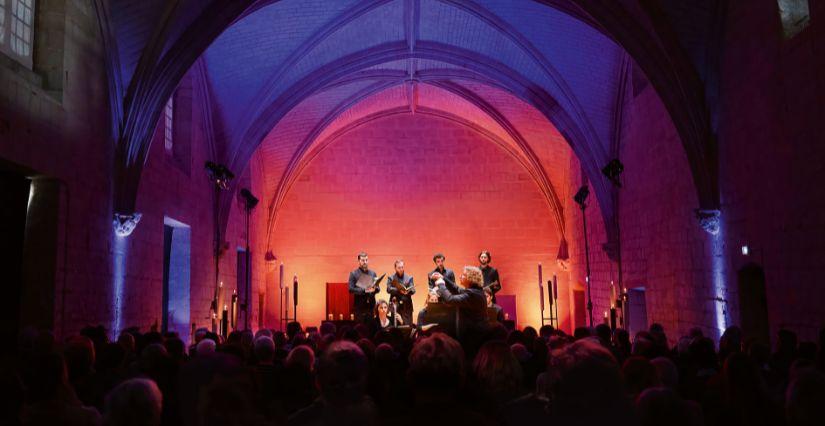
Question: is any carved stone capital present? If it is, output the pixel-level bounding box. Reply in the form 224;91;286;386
113;213;142;237
695;209;721;235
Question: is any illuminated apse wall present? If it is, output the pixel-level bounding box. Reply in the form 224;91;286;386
267;113;570;328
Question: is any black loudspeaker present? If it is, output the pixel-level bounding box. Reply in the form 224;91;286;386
293;276;298;306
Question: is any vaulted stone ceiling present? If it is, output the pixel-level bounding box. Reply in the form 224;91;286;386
95;0;721;248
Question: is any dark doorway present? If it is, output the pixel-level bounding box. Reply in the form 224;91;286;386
737;263;769;344
627;287;648;336
162;217;191;342
573;289;586;329
236;249;249;330
0;170;30;348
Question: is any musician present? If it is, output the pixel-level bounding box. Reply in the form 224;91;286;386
374;299;403;330
348;251;379;324
416;291;440;329
386;259;415;325
434;266;487;331
485;288;505;323
479;250;501;303
428;253;457;301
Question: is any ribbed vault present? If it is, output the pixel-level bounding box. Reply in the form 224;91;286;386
95;0;720;250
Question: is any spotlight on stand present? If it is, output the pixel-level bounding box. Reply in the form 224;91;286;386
239;188;259;209
205;161;234;333
574;185;590;208
602;159;624;188
205;161;234;189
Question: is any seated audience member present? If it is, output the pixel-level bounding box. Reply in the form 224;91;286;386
622;356;660;400
289;341;377;426
786;369;825;426
21;351;102;426
402;333;490;425
545;338;637;425
635;387;703;426
103;378;162;426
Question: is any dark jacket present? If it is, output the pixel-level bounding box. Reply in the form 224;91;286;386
386;273;415;313
436;282;488;327
348;268;378;313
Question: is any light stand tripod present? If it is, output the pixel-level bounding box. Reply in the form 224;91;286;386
239;188;259;330
574;185;594;327
205;162;234;333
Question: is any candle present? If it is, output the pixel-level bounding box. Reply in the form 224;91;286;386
279;263;284;289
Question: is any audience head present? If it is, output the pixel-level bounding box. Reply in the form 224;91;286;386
547;338;624;412
650;356;679;389
104;378;162;426
64;335;96;379
407;333;465;394
636;387;701;426
539;325;555;341
253;336;276;364
316;340;369;406
286;321;303;341
786;369;825;426
196;338;216;357
286;345;315;373
320;321;337;337
622;356;660;398
472;340;523;402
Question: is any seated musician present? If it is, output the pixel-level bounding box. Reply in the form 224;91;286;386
416;291;440;329
485;288;505;323
374;299;403;330
433;266;487;328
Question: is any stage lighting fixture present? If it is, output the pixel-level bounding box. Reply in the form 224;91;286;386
602;159;624;188
240;188;259;209
574;185;590;208
205;161;234;189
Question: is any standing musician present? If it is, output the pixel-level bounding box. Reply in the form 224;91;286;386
428;253;457;301
386;259;415;325
479;250;501;303
348;251;379;324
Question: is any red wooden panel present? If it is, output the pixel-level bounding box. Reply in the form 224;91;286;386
326;282;353;320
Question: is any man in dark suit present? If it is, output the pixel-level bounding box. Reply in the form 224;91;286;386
386;259;415;325
434;265;487;337
479;250;502;303
348;251;378;324
428;253;457;302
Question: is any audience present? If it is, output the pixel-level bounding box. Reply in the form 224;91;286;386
7;319;825;426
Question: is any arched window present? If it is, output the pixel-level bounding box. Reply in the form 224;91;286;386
164;95;174;153
778;0;810;39
0;0;35;69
